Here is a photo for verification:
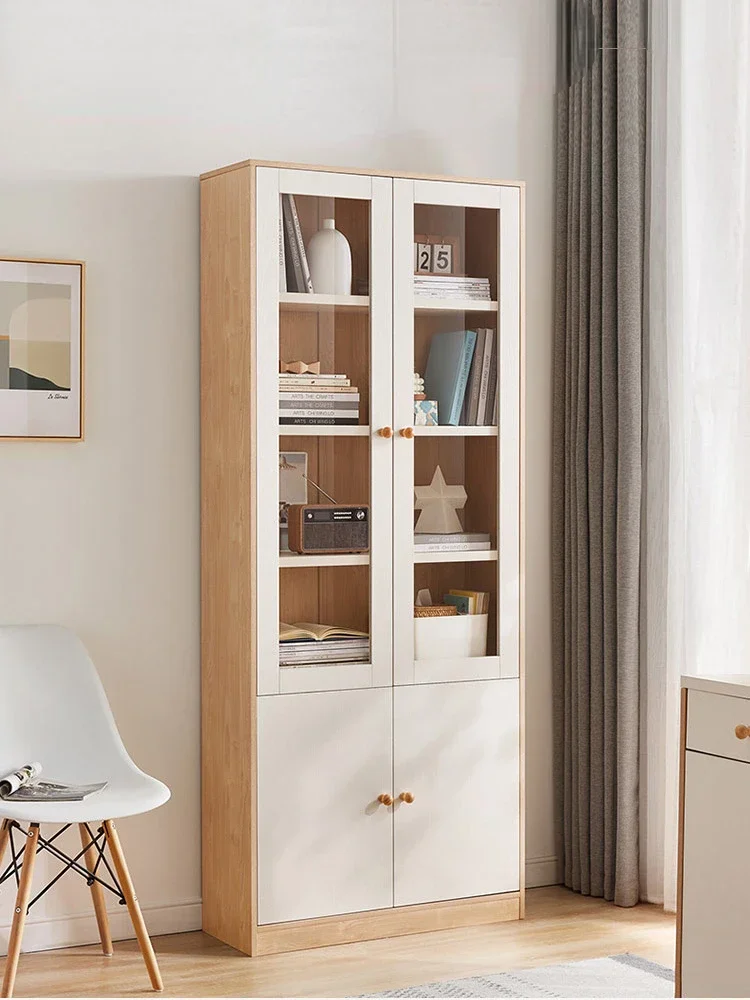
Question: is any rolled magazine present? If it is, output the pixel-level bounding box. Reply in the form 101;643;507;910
0;762;106;802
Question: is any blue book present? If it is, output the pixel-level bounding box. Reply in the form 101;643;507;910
423;330;478;426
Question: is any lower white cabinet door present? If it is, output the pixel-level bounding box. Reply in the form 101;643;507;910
257;688;393;924
393;679;519;907
681;750;750;997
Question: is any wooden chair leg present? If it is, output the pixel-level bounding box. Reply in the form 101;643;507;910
79;824;113;956
2;824;39;999
0;820;9;872
103;820;163;992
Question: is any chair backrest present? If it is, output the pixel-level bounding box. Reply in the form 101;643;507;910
0;625;135;783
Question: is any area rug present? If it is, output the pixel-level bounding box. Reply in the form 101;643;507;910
365;953;674;998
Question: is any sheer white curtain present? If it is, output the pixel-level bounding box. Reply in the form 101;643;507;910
644;0;750;909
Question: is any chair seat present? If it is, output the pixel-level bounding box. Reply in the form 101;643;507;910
0;771;170;825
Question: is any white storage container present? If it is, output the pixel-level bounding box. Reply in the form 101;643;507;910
414;614;488;660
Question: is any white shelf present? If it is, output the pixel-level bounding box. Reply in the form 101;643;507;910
278;425;370;437
413;549;498;564
412;425;498;437
414;297;498;314
412;655;504;685
279;292;369;313
279;552;370;568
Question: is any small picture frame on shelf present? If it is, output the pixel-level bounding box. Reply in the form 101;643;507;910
413;235;461;275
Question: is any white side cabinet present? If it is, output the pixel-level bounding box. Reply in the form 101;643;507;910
201;160;524;956
678;678;750;997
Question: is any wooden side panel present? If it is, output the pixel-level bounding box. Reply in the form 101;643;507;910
200;165;257;955
675;686;687;996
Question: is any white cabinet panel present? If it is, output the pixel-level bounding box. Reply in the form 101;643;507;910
393;679;520;907
258;688;393;924
681;750;750;997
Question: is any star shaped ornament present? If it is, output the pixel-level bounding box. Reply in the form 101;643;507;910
414;466;467;534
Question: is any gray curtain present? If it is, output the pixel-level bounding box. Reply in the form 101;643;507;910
552;0;647;907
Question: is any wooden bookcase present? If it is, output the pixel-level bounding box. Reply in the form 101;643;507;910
200;160;525;956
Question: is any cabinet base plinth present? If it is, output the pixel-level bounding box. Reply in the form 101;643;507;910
251;892;521;956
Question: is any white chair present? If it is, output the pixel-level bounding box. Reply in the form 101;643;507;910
0;625;170;998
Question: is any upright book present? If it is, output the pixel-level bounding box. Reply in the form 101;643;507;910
424;330;478;426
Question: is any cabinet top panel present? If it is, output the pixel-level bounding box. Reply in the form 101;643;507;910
200;158;524;190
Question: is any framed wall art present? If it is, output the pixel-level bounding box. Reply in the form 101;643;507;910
0;257;84;440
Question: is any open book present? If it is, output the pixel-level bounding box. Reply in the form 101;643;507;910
279;622;369;643
0;762;107;802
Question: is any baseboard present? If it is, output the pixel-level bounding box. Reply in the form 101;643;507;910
525;855;560;888
0;900;202;956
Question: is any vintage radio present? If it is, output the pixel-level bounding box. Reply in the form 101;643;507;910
286;504;369;554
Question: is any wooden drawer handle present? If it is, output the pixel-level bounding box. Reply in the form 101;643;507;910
378;426;393;438
398;791;415;804
377;793;394;807
399;426;414;439
735;724;750;740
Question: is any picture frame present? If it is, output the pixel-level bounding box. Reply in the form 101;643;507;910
0;257;85;440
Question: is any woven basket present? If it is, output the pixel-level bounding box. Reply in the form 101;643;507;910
414;604;457;618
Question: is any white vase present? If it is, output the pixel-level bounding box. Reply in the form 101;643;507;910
307;219;352;295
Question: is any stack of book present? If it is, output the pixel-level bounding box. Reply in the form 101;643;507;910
414;275;491;302
279;622;370;666
442;589;490;615
279;372;360;426
414;532;491;554
461;328;498;426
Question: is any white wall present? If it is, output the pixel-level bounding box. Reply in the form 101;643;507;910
0;0;557;951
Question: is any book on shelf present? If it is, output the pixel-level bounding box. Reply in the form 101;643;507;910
280;622;369;642
281;194;314;293
279;417;359;425
444;589;490;615
415;532;490;545
279;389;359;399
424;329;477;426
279;376;351;387
476;328;494;424
484;346;498;426
279;214;287;293
279;409;359;419
462;328;486;425
279;400;359;412
415;541;491;552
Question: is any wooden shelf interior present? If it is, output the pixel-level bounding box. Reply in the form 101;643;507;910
413;561;498;657
414;436;497;543
413;434;498;656
413;204;498;299
279;433;371;644
280;195;371;425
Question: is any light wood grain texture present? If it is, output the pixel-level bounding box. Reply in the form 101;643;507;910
0;820;8;875
518;183;526;915
200;159;525;190
102;822;162;991
200;165;257;954
79;825;113;957
6;887;674;999
257;892;520;956
2;824;39;998
675;686;687;998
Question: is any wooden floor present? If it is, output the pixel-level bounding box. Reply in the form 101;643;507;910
9;887;675;998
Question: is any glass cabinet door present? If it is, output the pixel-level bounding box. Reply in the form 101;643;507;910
392;179;521;686
254;168;393;695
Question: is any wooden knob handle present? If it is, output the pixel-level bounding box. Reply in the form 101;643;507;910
736;724;750;740
378;426;393;439
377;793;394;807
398;791;414;804
399;426;415;438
